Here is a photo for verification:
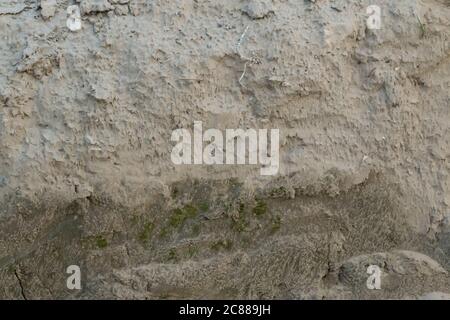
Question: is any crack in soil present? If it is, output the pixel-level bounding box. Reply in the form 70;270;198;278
14;269;27;300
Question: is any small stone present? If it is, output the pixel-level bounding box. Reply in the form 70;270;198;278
114;4;129;16
40;0;57;20
80;0;113;15
241;0;274;20
129;1;147;16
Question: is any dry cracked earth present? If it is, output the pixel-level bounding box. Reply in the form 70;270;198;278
0;0;450;299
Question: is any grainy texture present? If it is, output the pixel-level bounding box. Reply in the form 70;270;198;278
0;0;449;299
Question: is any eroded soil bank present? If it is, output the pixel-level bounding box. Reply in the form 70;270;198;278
0;0;449;299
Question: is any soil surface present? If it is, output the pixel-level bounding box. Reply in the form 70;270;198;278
0;0;449;299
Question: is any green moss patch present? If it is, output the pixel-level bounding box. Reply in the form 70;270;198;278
95;235;108;249
252;200;267;216
270;215;282;234
198;202;210;212
169;204;198;228
210;239;233;251
138;222;154;244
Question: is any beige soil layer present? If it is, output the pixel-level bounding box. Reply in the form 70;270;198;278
0;0;449;299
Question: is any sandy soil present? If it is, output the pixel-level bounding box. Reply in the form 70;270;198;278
0;0;449;299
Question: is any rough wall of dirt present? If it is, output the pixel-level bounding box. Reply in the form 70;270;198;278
0;0;449;299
